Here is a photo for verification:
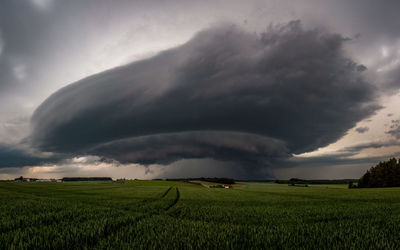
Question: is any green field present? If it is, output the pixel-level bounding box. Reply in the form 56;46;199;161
1;181;400;249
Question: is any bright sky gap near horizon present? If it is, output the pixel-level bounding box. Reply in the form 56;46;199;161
0;0;400;180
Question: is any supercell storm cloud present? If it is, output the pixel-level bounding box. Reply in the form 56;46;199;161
30;21;379;166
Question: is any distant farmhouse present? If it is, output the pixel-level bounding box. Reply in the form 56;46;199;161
14;176;37;182
14;176;60;182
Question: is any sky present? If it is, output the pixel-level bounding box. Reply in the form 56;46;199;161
1;0;400;180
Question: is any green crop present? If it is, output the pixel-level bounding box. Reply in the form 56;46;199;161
1;181;399;249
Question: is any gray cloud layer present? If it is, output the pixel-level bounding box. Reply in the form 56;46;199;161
88;131;289;165
0;144;49;168
29;21;379;167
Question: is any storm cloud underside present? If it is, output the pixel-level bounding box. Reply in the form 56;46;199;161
30;21;379;166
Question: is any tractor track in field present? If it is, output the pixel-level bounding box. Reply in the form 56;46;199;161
165;187;180;211
90;186;180;248
161;187;173;198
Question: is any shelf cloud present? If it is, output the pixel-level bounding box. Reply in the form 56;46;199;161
30;21;380;167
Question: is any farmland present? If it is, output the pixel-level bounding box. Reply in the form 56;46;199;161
1;181;400;249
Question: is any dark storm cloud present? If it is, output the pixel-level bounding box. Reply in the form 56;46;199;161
30;21;379;166
355;127;369;134
0;144;52;168
87;131;289;165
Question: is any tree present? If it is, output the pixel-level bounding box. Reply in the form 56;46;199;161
358;158;400;188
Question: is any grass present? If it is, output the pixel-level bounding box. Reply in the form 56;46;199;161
1;181;400;249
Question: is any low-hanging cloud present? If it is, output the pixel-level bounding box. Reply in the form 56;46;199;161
87;131;289;165
30;21;380;167
355;126;369;134
0;144;52;168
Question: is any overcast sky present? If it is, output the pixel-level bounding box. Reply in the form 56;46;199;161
1;0;400;180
